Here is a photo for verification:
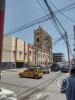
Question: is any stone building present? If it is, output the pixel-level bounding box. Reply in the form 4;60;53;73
2;27;53;69
34;26;53;63
2;35;51;69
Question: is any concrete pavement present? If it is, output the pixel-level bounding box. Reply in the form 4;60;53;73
26;73;69;100
0;69;69;100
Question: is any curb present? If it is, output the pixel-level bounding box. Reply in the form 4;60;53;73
2;68;27;73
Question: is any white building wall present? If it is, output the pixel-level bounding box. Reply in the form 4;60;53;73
29;47;33;64
25;43;28;63
16;39;24;61
41;52;44;64
11;37;16;62
2;36;51;68
38;50;41;64
2;37;25;62
2;36;12;62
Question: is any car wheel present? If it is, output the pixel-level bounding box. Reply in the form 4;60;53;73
47;71;49;74
51;68;52;71
20;74;24;78
43;72;45;74
61;70;63;73
34;75;38;79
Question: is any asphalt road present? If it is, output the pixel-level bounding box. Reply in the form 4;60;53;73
0;69;69;100
30;73;68;100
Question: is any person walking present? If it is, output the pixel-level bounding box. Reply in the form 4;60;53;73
61;67;75;100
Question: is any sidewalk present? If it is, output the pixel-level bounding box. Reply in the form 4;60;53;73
2;68;27;73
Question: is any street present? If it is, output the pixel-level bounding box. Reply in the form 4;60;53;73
0;0;74;100
0;69;69;100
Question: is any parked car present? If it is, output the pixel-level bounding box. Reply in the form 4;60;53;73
51;63;60;71
61;65;69;73
18;67;43;79
41;66;50;74
0;87;17;100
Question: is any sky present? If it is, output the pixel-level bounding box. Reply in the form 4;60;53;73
4;0;75;60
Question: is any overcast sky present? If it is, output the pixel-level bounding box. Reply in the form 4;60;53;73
4;0;75;60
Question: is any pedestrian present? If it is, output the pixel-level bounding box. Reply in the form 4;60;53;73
61;67;75;100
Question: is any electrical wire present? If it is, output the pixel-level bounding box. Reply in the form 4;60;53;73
37;0;74;58
37;0;48;15
58;1;75;12
49;0;75;22
4;2;75;36
2;0;74;60
3;1;74;48
48;0;73;55
3;1;74;45
37;0;67;46
4;0;50;37
3;31;73;48
43;0;72;64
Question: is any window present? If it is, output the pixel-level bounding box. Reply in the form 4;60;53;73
19;51;22;58
29;50;31;55
37;38;39;42
20;51;22;55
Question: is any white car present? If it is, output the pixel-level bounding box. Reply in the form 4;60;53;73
0;87;17;100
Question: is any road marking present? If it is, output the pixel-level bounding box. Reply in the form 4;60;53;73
35;93;42;99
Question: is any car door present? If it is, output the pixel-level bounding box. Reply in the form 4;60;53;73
23;70;29;77
28;68;34;78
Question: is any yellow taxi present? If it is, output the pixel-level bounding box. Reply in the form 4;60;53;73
18;67;43;79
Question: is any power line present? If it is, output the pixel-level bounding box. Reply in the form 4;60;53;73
59;2;75;12
49;0;75;22
4;1;72;45
41;0;66;42
37;0;48;15
48;0;73;58
4;2;75;36
43;0;71;65
3;1;74;52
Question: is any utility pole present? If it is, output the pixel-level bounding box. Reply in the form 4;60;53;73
43;0;71;67
65;32;71;66
0;0;6;79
